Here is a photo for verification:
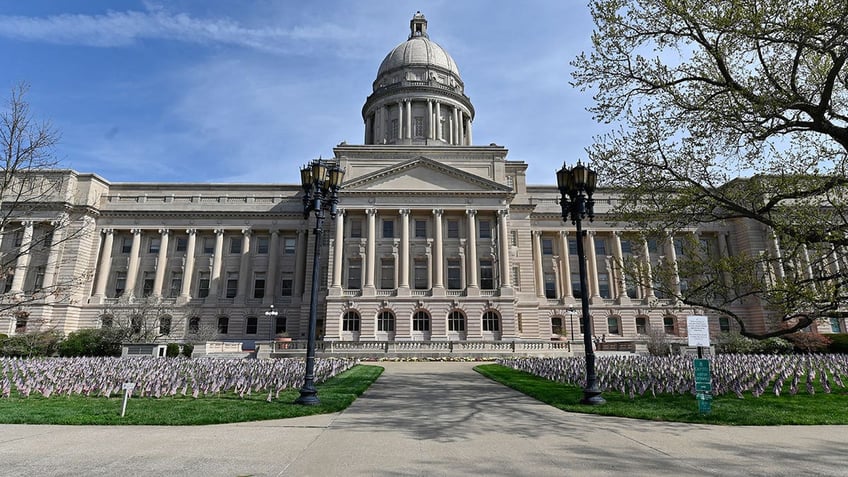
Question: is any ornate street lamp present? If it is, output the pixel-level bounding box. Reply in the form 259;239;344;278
557;161;605;405
265;305;279;343
296;158;344;405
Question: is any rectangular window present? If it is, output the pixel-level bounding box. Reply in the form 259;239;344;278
391;118;399;139
148;238;160;254
203;238;215;254
719;316;731;333
510;230;518;246
414;258;428;289
218;317;229;334
447;220;459;239
142;272;155;297
608;316;620;334
479;220;492;239
253;273;266;299
415;220;427;239
830;317;842;333
280;277;293;296
13;230;23;247
226;272;238;298
598;273;611;299
33;267;45;290
674;237;684;256
256;236;269;254
175;237;188;253
3;274;12;293
571;273;581;298
480;259;494;290
275;316;287;335
382;219;394;238
348;259;362;289
542;238;554;255
169;272;182;297
621;239;632;255
380;258;394;289
447;258;461;289
284;237;296;254
350;219;362;238
648;238;659;254
245;316;258;335
378;312;394;332
198;271;210;298
115;271;127;297
544;274;556;298
568;238;578;255
413;116;425;137
448;312;465;332
121;237;133;254
230;237;242;254
595;238;606;256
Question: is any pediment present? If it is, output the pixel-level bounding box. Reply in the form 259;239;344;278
343;157;510;193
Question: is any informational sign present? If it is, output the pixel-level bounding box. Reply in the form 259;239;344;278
121;382;136;417
694;359;712;414
687;315;711;347
697;393;712;414
122;382;136;392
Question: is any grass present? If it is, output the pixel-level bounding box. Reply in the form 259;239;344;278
0;365;383;425
475;364;848;425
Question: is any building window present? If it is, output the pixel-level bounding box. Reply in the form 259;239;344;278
347;259;362;289
414;258;428;289
121;237;133;254
382;219;394;238
391;119;399;139
245;316;258;335
551;316;563;336
226;272;238;298
621;240;632;254
413;116;425;137
415;220;427;238
34;267;45;290
256;236;270;254
284;237;296;254
148;238;161;254
598;273;611;299
230;237;242;254
343;311;361;332
169;272;182;298
479;220;492;239
568;238;578;255
648;238;659;253
608;316;620;335
579;316;585;335
253;273;266;299
674;237;684;256
350;219;362;238
217;316;229;334
480;259;494;289
830;317;842;333
719;316;731;333
159;315;172;335
482;311;500;332
275;316;287;335
542;238;554;255
663;316;676;334
281;278;293;296
512;266;521;290
131;315;142;335
594;238;606;256
188;316;200;333
544;273;556;298
380;258;394;289
636;317;648;335
447;258;461;289
13;230;23;247
571;273;581;298
413;310;430;331
378;311;395;332
448;311;465;332
198;271;210;298
14;314;27;333
175;236;188;252
3;273;12;293
142;272;154;297
447;220;459;239
202;237;215;254
510;230;518;246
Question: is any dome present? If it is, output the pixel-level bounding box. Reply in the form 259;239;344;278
376;36;460;79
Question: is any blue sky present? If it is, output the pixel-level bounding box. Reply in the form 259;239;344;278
1;1;601;185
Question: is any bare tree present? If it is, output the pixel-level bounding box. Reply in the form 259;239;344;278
99;297;200;344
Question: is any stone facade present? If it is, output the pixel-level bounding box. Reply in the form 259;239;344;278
2;13;845;344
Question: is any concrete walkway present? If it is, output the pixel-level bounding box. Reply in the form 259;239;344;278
0;362;844;476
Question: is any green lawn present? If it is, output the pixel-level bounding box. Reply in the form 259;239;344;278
0;365;383;425
475;364;848;425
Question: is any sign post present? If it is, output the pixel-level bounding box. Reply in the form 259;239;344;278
687;315;712;414
121;382;136;418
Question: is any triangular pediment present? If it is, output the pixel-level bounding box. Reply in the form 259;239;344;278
343;157;510;193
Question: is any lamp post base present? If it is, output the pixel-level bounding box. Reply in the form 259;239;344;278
295;384;320;405
581;387;606;405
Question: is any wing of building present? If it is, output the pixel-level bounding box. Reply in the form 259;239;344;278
2;12;845;345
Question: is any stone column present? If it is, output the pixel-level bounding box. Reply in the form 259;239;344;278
459;112;466;145
209;229;224;299
293;228;307;297
152;229;170;297
768;229;786;281
264;230;280;305
466;118;473;144
365;208;377;289
237;228;252;298
381;105;388;143
397;100;404;140
9;221;33;294
432;209;444;289
41;217;67;295
180;229;197;299
92;228;114;298
585;231;600;299
435;102;442;141
453;107;460;145
124;228;143;298
497;209;511;288
448;112;454;144
399;209;410;290
665;233;681;298
465;209;478;289
427;100;434;140
332;212;345;289
801;244;814;280
611;231;629;304
532;231;544;297
559;231;572;300
642;238;655;299
405;100;412;139
365;115;372;144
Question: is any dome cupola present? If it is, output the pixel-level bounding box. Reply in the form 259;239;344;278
362;12;474;146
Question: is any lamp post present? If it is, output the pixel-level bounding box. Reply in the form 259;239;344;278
568;304;575;341
296;158;344;405
557;161;605;405
265;304;279;343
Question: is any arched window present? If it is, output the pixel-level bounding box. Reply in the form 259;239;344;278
448;311;466;332
188;316;200;333
663;315;676;334
551;316;563;336
159;315;172;335
101;314;114;329
377;311;395;332
607;315;620;335
482;311;500;332
636;316;648;335
245;316;258;335
343;311;361;332
217;316;229;334
413;310;430;331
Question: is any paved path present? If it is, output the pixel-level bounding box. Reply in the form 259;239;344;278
0;362;844;476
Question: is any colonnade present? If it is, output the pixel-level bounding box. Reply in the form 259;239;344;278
365;99;472;145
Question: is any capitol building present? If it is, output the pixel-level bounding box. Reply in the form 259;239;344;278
4;13;836;348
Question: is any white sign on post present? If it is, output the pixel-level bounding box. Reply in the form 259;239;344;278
121;382;136;417
687;315;711;347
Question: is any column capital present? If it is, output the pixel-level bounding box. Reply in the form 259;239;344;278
465;209;477;217
297;228;307;236
101;228;114;235
186;228;197;235
532;230;542;238
270;229;280;236
213;228;225;236
366;208;378;217
130;228;143;235
241;227;252;236
432;208;443;216
19;220;33;227
336;208;345;217
399;208;411;216
612;230;621;237
51;213;69;228
498;209;509;218
559;230;569;238
158;228;170;236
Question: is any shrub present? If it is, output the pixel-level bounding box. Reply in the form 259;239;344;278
181;343;194;358
58;328;122;357
166;343;180;357
716;332;756;354
828;334;848;353
785;333;832;353
754;337;793;354
646;327;671;356
0;331;62;357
